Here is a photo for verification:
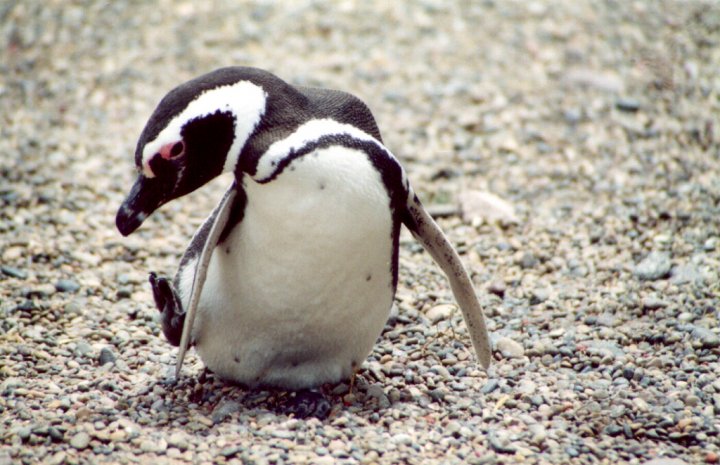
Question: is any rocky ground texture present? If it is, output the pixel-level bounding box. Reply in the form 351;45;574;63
1;1;719;464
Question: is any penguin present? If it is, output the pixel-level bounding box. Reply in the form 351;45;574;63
116;66;491;417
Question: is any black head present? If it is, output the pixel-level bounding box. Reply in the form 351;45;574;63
116;67;271;236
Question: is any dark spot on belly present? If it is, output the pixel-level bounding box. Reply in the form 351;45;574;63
318;182;325;190
291;360;299;368
366;274;372;282
226;247;231;254
234;356;241;364
351;360;358;370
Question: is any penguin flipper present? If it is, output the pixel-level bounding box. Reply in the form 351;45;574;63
401;190;492;369
149;272;184;347
175;185;239;378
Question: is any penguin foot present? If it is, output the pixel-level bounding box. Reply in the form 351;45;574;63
149;272;185;346
282;390;332;420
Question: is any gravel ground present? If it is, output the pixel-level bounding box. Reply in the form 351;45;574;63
1;1;719;464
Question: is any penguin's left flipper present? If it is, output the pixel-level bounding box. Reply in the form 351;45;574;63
149;272;185;347
402;190;493;369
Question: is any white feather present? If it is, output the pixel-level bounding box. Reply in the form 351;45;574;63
141;81;267;177
186;145;395;389
256;119;398;183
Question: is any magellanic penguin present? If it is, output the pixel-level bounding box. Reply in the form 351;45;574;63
116;67;492;405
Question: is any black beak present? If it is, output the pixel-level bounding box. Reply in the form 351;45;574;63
116;175;166;236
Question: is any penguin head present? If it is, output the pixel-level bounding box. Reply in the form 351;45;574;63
116;68;269;236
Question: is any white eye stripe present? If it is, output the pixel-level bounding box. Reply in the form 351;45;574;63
141;81;267;177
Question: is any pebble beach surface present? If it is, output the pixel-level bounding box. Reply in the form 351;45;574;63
1;1;719;464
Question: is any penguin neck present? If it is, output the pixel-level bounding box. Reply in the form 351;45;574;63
233;89;312;179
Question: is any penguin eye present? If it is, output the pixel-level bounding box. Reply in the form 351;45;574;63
158;140;186;161
169;141;185;158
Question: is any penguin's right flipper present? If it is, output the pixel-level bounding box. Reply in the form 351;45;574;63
149;272;184;347
175;185;239;378
401;189;492;369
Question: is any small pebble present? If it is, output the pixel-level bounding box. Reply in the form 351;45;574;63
56;279;81;293
211;400;242;424
98;347;116;366
220;446;243;458
366;384;390;408
481;379;499;394
519;252;539;269
69;432;90;450
487;431;517;454
634;252;672;281
495;337;525;358
167;432;188;450
529;288;549;305
1;265;28;279
425;304;454;323
16;427;31;441
691;327;720;349
487;280;506;297
642;297;668;310
616;97;641;112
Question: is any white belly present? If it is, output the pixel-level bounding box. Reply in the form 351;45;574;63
188;146;395;389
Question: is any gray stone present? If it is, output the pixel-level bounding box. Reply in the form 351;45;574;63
481;379;499;394
98;347;116;365
458;190;518;224
671;264;703;285
48;427;64;442
211;399;242;424
563;69;625;92
56;279;81;293
585;340;625;358
366;384;390;408
487;279;506;297
140;438;167;453
1;266;28;279
16;426;32;441
691;327;720;349
46;452;67;465
641;459;690;465
642;297;668;310
426;304;454;324
25;284;56;298
516;379;536;395
167;432;188;450
495;337;524;358
391;433;413;445
487;431;517;454
519;252;539;269
69;432;91;450
529;288;549;305
220;446;244;458
634;252;672;280
74;341;93;357
615;97;641;112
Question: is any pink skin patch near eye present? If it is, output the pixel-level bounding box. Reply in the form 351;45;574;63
159;141;185;160
142;141;185;177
